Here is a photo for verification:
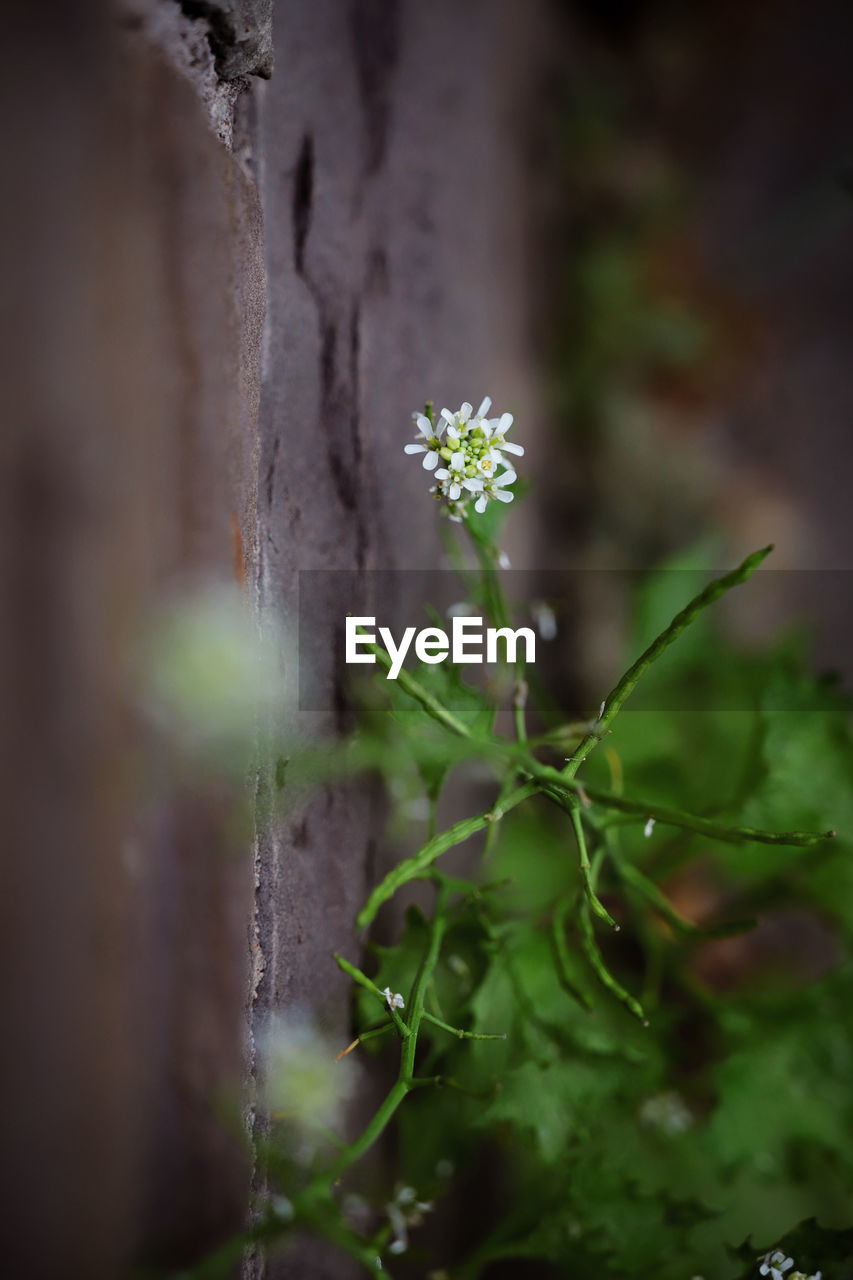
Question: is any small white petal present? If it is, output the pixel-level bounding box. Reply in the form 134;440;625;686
440;408;454;424
446;425;460;441
501;441;524;456
532;602;557;640
423;452;440;471
450;451;465;470
498;412;513;432
475;495;487;514
495;489;513;503
494;470;517;487
434;468;450;480
462;478;484;492
404;443;426;454
449;483;462;500
476;396;492;417
459;402;473;422
414;413;432;434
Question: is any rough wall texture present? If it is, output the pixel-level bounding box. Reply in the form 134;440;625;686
0;1;538;1276
1;2;265;1274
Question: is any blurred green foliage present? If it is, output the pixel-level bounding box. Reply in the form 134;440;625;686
336;558;853;1279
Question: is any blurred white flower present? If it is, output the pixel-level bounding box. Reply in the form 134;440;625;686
142;581;284;772
446;601;478;618
531;601;557;641
644;817;656;838
639;1090;693;1135
383;987;405;1010
386;1184;433;1257
260;1013;358;1154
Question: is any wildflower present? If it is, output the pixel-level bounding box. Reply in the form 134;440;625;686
386;1184;433;1256
759;1251;794;1280
404;410;444;470
383;987;405;1010
487;410;525;461
497;550;511;569
406;397;521;519
473;469;517;514
644;817;656;838
531;601;557;641
434;451;485;503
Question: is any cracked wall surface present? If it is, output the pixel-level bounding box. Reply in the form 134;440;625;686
0;1;539;1276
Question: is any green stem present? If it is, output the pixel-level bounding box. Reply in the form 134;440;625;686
421;1010;506;1040
610;850;756;938
322;1078;410;1182
570;803;617;927
550;899;593;1011
578;900;647;1024
356;628;474;739
356;784;536;928
526;760;832;847
563;546;774;779
333;955;410;1039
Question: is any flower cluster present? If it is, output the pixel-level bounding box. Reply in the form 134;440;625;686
385;1183;434;1257
758;1249;822;1280
404;397;523;519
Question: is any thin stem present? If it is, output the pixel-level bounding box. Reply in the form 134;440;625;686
610;850;756;939
550;899;593;1011
333;955;410;1039
335;1021;395;1061
563;546;774;779
526;760;833;847
356;627;473;739
322;1079;410;1182
570;803;617;928
578;900;647;1025
421;1010;507;1040
356;784;536;928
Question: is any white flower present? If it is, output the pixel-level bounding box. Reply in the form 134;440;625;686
497;550;511;569
531;601;557;641
383;987;405;1010
473;469;516;514
759;1251;795;1280
639;1090;693;1135
385;1184;433;1257
409;398;522;519
434;449;484;503
260;1013;358;1155
644;817;656;838
404;410;444;470
487;410;525;460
